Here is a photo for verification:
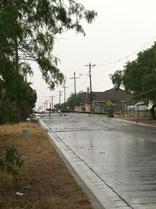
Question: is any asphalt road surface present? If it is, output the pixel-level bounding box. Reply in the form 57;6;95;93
42;113;156;209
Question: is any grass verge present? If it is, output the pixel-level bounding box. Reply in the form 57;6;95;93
0;122;93;209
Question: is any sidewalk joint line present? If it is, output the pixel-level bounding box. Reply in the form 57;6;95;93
52;130;135;209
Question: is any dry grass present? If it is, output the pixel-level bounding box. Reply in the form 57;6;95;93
115;114;156;125
0;122;93;209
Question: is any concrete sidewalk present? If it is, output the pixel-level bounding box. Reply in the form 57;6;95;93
40;114;156;209
39;118;133;209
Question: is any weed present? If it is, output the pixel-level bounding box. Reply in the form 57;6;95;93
0;146;23;190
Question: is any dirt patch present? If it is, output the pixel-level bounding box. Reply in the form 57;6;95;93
0;122;93;209
115;114;156;126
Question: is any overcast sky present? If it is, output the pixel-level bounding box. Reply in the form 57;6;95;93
30;0;156;109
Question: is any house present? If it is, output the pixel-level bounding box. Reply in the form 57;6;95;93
75;103;90;113
91;88;130;113
74;88;130;113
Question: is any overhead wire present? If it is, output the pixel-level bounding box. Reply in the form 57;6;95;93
77;74;89;92
96;35;156;67
33;35;156;106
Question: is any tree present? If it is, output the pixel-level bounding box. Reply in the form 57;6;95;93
66;91;89;111
0;0;97;88
0;69;37;123
110;70;123;90
54;91;89;112
110;43;156;119
0;0;96;123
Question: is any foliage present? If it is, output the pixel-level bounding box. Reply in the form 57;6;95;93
54;91;89;111
0;0;97;89
110;70;124;90
0;146;23;190
67;91;90;110
110;43;156;118
107;107;114;117
111;43;156;101
0;0;96;123
0;68;37;123
54;102;68;111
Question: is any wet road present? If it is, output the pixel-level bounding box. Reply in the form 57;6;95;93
43;113;156;209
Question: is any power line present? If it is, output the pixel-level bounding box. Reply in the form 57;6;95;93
77;76;89;92
93;74;108;84
96;35;156;67
132;88;156;99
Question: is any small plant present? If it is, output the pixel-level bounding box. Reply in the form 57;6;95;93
0;146;23;190
107;107;114;117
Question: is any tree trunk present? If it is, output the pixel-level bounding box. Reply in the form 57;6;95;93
14;36;19;71
150;104;156;120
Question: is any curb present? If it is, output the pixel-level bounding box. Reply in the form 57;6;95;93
114;117;156;129
39;119;105;209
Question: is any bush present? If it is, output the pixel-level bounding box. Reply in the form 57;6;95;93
107;107;114;117
0;146;23;190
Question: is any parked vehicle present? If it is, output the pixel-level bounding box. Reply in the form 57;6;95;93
134;102;148;111
128;102;148;112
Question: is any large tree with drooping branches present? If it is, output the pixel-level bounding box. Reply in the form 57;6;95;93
0;0;97;123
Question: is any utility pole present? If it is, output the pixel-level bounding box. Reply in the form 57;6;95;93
49;96;55;109
44;101;47;111
49;102;52;116
49;96;55;116
70;72;79;111
58;90;63;105
62;79;67;104
85;63;96;112
70;72;79;95
62;79;68;111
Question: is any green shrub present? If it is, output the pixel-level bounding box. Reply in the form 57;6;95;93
0;146;23;190
107;107;114;117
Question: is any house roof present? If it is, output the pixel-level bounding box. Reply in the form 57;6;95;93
92;88;130;102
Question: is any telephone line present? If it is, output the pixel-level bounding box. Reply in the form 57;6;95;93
96;35;156;67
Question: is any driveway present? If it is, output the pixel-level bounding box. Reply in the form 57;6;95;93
42;113;156;209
